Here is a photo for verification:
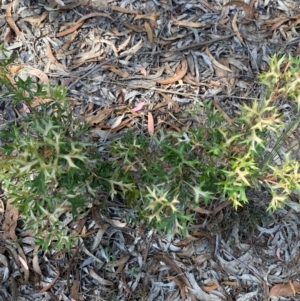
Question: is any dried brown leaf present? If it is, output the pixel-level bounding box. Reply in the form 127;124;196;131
144;22;153;44
117;35;131;52
134;11;158;21
71;269;83;301
123;22;144;32
2;199;18;240
269;281;300;297
38;265;60;293
110;5;140;14
8;64;23;75
32;246;42;276
53;21;84;38
205;47;232;73
85;108;112;124
28;68;49;84
45;40;67;70
157;58;188;84
104;65;130;78
5;3;21;38
148;112;154;134
157;92;180;113
173;20;205;28
88;267;114;286
31;97;54;108
225;0;255;24
99;39;118;56
106;255;130;268
201;282;218;292
192;206;213;214
232;12;244;45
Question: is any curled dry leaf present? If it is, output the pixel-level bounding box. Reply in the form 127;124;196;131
45;40;67;70
205;47;232;73
52;21;84;38
232;12;245;45
99;39;118;56
117;35;131;52
5;3;21;38
157;58;188;84
28;69;49;84
88;267;114;286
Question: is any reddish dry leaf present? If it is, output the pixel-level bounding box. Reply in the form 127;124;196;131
132;102;145;112
270;281;300;297
157;58;188;85
148;112;154;134
135;67;147;76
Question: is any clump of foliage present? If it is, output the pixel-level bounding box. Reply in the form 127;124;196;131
108;54;300;236
0;46;110;250
0;45;300;249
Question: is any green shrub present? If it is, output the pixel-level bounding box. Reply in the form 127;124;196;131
108;54;300;236
0;45;300;248
0;47;112;250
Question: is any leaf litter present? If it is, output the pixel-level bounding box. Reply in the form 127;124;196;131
1;0;300;300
